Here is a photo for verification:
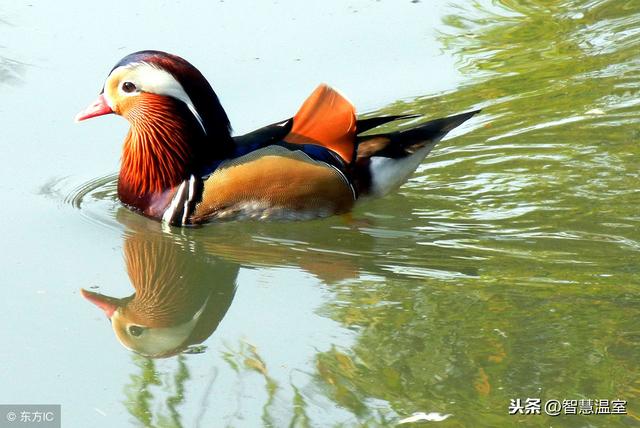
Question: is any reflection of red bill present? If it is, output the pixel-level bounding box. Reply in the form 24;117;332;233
80;288;119;318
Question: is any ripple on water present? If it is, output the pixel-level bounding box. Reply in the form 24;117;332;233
43;173;484;283
42;173;128;233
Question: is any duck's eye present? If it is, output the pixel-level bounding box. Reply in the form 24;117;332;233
128;325;144;337
122;81;137;93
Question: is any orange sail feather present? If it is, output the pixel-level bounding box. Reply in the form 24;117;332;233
284;84;357;163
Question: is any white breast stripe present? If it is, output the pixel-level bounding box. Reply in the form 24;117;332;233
182;175;197;225
188;174;196;200
162;181;187;225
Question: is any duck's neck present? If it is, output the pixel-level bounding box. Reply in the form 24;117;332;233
117;94;229;214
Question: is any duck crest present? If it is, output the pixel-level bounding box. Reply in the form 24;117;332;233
112;50;234;144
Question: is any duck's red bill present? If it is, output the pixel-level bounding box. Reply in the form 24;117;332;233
75;94;113;122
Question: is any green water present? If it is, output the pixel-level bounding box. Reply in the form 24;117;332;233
1;0;638;427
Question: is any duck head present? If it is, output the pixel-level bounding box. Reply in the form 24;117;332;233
75;50;234;213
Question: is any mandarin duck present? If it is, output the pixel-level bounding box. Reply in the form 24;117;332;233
76;50;479;225
81;226;238;358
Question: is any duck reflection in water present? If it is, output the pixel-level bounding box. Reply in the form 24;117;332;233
81;210;372;358
81;224;239;358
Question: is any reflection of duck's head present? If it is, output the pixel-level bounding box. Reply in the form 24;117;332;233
81;288;213;357
82;230;238;358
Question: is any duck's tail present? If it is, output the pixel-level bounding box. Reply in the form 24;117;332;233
353;110;480;198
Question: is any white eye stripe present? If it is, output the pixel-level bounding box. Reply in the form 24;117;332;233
105;62;207;135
